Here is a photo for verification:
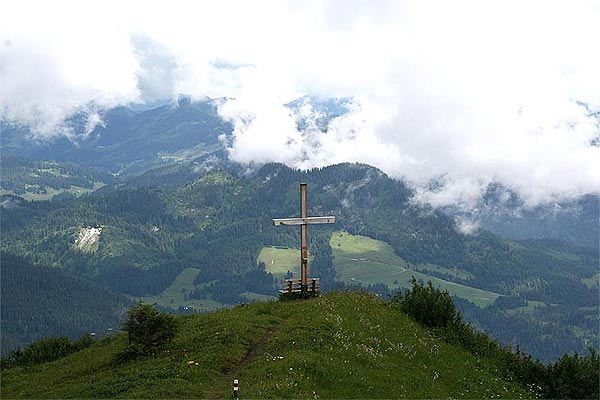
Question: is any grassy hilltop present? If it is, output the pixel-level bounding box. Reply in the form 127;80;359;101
1;292;532;399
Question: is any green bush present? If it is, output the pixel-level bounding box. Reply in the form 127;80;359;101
122;301;177;356
0;334;95;369
392;276;460;328
547;348;599;399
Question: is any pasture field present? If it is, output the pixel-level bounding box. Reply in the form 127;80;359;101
413;263;474;280
240;292;277;302
141;268;226;312
582;272;600;288
258;246;302;280
505;300;546;316
0;182;105;201
331;231;502;307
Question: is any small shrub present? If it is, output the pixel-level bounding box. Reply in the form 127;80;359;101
0;334;96;369
391;276;460;329
122;301;177;356
72;334;95;351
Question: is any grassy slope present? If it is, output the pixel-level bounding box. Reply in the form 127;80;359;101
1;292;532;399
415;263;474;280
141;268;226;312
258;246;301;280
0;182;105;201
331;231;502;307
258;232;501;307
582;272;600;288
139;268;275;312
505;300;546;316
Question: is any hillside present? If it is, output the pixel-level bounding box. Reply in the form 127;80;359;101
0;155;117;201
447;186;599;250
0;97;230;175
0;96;353;179
0;253;129;355
0;292;533;399
1;163;597;361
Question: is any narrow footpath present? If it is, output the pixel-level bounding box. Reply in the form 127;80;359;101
205;326;279;399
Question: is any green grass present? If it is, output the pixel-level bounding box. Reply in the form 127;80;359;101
0;300;289;399
331;230;405;265
414;263;474;280
582;272;600;288
141;268;226;312
161;142;223;162
331;231;502;307
505;300;546;316
258;246;302;280
140;268;276;312
0;292;533;399
0;182;105;201
241;292;277;302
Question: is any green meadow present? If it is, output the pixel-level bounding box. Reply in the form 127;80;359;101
582;272;600;288
258;246;302;280
0;182;105;201
141;268;276;312
141;268;226;312
331;231;502;307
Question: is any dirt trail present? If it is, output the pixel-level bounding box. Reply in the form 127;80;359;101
205;327;278;399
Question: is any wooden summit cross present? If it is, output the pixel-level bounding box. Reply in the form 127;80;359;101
273;183;335;296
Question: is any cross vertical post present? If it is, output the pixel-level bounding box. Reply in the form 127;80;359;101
300;183;309;293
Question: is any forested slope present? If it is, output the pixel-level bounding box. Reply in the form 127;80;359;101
0;253;129;355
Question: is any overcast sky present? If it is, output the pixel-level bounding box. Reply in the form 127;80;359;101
1;0;599;210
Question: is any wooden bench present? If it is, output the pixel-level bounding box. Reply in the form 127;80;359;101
279;278;320;294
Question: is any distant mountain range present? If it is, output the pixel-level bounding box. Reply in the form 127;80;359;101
1;96;598;361
0;95;353;176
2;95;597;248
1;96;230;175
446;185;599;250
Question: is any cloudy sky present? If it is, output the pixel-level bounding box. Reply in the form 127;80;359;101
1;0;599;209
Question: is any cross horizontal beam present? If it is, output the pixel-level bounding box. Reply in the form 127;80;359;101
272;216;336;226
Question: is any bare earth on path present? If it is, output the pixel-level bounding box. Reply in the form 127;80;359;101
205;327;279;399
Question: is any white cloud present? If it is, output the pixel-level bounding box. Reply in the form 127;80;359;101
455;216;481;236
131;33;180;102
1;0;599;207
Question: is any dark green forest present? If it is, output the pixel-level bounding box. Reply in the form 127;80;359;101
0;253;128;355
